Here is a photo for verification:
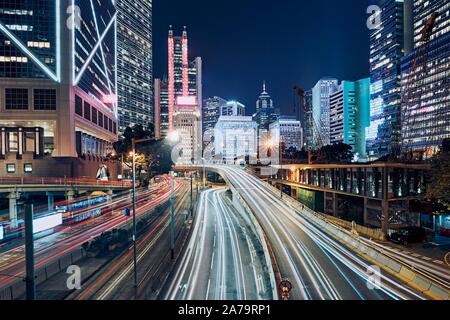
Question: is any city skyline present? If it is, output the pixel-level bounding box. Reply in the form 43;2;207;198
153;0;373;116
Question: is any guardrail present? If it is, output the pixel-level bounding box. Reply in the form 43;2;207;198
0;177;133;187
228;184;279;300
261;180;450;300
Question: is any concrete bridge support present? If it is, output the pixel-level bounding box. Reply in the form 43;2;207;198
8;192;19;229
46;192;55;211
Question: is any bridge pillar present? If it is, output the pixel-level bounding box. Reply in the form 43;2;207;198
46;192;55;211
66;190;75;203
332;192;338;217
363;197;368;226
8;192;19;229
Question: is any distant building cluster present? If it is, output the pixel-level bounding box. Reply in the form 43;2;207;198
0;0;448;178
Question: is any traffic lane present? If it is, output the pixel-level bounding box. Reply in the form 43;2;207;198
218;190;272;299
0;182;181;289
84;184;191;300
165;189;215;300
242;168;426;300
222;167;423;300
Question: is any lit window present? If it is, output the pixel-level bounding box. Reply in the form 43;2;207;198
6;164;16;173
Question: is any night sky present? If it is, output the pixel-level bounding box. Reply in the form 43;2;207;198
153;0;373;117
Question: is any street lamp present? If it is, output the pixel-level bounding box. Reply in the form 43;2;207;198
201;157;206;189
130;137;155;289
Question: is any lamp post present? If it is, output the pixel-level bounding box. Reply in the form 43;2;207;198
170;170;175;259
202;158;206;189
279;137;284;199
130;137;155;288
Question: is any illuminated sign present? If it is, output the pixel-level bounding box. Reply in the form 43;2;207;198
0;225;3;240
33;213;63;234
74;209;102;223
103;94;117;104
176;96;197;106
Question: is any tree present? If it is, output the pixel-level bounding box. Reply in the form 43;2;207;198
316;143;353;164
111;125;172;185
425;139;450;215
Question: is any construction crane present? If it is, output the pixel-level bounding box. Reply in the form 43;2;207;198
401;11;439;162
293;85;325;164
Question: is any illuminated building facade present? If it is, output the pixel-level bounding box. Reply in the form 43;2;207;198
154;78;169;140
0;1;118;179
222;100;245;116
329;78;370;158
269;116;303;151
203;96;227;134
173;96;202;164
214;116;258;163
117;0;153;133
303;89;315;150
400;0;450;155
254;82;279;130
366;0;412;159
312;77;339;146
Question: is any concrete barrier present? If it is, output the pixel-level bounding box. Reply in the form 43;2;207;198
413;275;432;291
399;266;416;281
427;284;450;300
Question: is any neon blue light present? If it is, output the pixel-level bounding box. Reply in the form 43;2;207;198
0;20;59;82
90;0;112;96
74;12;117;86
56;0;61;82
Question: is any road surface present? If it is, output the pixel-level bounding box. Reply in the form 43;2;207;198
164;188;273;300
206;165;427;300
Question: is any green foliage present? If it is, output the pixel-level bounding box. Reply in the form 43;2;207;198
315;143;354;164
425;139;450;215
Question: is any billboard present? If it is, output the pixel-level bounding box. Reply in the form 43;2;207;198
33;213;63;234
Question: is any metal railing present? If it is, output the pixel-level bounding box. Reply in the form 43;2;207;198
0;177;133;187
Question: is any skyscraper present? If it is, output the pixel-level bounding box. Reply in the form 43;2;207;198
203;96;227;135
166;27;202;163
214;116;258;163
167;26;202;133
269;116;303;151
222;100;245;117
116;0;153;133
303;89;315;150
154;78;169;140
312;77;339;146
254;82;279;130
330;78;370;158
400;0;450;156
0;1;118;179
366;0;412;159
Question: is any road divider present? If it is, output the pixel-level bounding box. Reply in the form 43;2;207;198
262;181;450;300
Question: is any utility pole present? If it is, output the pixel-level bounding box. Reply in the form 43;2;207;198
170;171;175;259
280;138;284;199
24;203;35;300
190;174;193;217
131;138;138;288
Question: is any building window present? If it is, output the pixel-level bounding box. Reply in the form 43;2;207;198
5;88;28;110
98;111;104;127
24;163;32;173
34;89;56;110
24;132;35;152
75;95;83;116
108;119;113;132
84;102;91;121
92;108;98;124
104;115;109;130
6;164;15;173
8;132;18;152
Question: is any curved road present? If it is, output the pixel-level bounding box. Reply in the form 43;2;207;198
209;165;427;300
164;188;272;300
